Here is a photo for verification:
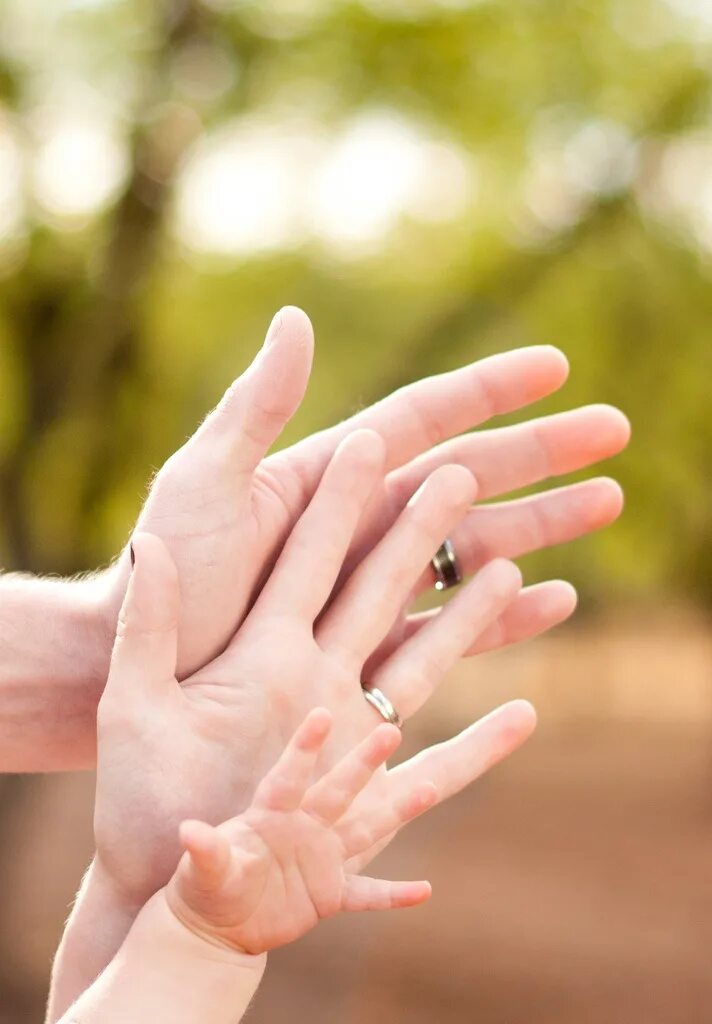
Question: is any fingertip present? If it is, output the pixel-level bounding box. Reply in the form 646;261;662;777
521;344;569;388
472;345;570;415
313;706;334;729
337;428;387;472
483;557;524;595
416;880;433;904
590;476;626;522
372;722;403;759
375;722;402;740
588;403;632;452
208;306;314;464
385;722;403;749
501;698;538;739
179;820;197;850
603;476;625;511
473;699;539;770
179;819;215;854
547;579;579;617
423;464;479;507
267;306;315;354
541;345;570;381
399;880;432;908
299;707;333;748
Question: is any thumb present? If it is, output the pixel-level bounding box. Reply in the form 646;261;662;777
179;820;232;892
204;305;314;475
106;532;180;700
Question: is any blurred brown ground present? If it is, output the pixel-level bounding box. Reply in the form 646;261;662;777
0;611;710;1023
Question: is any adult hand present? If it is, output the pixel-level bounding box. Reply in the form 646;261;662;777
96;440;532;903
105;306;629;679
0;306;627;774
48;435;540;1022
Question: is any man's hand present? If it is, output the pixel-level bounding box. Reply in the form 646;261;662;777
106;306;629;681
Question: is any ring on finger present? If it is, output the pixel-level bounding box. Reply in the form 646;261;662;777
362;685;403;729
432;538;462;592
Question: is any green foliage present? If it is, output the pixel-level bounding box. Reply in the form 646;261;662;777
0;0;709;608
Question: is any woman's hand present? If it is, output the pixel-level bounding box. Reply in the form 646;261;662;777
47;428;540;1022
95;430;533;907
165;709;442;955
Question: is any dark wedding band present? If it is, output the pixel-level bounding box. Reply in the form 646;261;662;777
432;539;462;592
362;686;402;729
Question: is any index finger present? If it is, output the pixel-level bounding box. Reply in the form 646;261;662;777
284;346;570;487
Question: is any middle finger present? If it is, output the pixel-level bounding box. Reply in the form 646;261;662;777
315;464;476;671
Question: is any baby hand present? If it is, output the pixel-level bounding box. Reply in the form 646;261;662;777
165;709;436;955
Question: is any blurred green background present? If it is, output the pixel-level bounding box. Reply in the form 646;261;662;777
0;2;710;1022
0;0;710;604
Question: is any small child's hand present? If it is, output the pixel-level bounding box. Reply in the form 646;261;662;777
165;709;436;955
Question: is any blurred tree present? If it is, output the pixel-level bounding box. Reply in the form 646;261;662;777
0;0;709;607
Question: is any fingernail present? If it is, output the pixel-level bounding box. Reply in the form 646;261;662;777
264;309;283;347
129;542;135;570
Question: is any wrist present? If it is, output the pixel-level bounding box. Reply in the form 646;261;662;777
46;855;149;1023
78;577;121;692
56;886;266;1024
82;855;146;928
164;884;254;958
146;890;268;973
0;567;126;772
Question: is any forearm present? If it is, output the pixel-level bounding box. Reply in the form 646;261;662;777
46;858;143;1023
0;564;126;771
55;892;266;1024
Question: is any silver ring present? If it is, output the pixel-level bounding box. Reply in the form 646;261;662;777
432;538;462;592
362;686;402;729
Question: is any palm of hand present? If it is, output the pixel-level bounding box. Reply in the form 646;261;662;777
97;619;388;903
128;418;399;681
94;684;244;900
188;615;378;768
166;709;435;956
173;810;347;953
97;574;361;900
131;441;268;678
98;432;530;906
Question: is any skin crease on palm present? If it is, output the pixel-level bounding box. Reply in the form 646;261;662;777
97;438;538;907
103;305;631;689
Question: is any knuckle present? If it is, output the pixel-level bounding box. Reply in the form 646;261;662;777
343;821;373;854
265;776;300;805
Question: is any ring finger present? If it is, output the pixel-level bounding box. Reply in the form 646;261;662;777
417;477;623;594
371;558;522;720
315;464;477;670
